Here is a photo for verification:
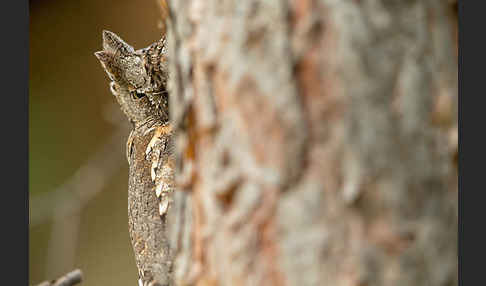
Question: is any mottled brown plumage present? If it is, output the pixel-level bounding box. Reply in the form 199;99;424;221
94;30;169;126
95;30;174;286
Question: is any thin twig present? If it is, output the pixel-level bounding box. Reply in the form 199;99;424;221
35;269;83;286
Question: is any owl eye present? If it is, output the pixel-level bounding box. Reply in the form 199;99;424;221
132;91;146;99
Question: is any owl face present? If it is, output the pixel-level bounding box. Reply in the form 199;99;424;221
121;55;148;91
95;30;151;93
95;30;163;124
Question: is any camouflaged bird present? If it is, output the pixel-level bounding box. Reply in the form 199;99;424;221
95;30;174;286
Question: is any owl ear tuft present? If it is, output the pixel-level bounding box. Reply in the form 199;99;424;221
94;51;119;82
102;30;135;55
94;51;112;63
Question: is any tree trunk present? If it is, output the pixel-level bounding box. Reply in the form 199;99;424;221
164;0;458;285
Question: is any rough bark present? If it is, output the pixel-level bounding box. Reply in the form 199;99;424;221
164;0;458;285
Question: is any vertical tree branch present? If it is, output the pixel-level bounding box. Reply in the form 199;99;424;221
166;0;457;285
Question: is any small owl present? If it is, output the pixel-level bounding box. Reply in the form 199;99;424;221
95;30;174;286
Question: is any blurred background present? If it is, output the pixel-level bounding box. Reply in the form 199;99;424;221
29;0;164;284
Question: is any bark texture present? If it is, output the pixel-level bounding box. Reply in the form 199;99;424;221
164;0;458;285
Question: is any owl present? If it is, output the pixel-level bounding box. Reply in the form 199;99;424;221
95;30;174;286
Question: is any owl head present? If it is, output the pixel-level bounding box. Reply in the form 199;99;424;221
94;30;150;94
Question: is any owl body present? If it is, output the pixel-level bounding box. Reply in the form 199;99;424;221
95;30;174;286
